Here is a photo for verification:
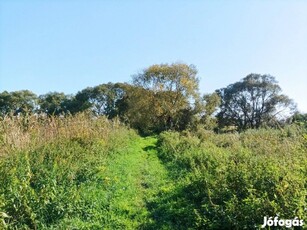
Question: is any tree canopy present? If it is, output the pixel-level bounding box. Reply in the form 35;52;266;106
216;74;296;130
130;63;200;134
0;66;298;134
0;90;38;116
38;92;72;115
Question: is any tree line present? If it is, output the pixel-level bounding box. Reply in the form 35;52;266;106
1;63;303;134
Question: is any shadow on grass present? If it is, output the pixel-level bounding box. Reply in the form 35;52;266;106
142;145;156;152
141;184;198;230
140;143;200;229
140;137;200;230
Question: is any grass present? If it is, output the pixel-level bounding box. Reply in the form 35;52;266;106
0;114;306;229
156;128;307;229
48;136;180;229
0;115;177;229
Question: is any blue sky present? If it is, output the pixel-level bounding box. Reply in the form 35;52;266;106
0;0;306;112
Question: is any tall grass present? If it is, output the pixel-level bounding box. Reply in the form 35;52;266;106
156;126;307;229
1;113;306;229
0;113;136;229
0;113;125;154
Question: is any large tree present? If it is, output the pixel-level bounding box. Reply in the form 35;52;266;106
0;90;38;116
291;112;307;129
200;92;221;130
0;91;12;116
130;63;200;134
74;82;126;117
38;92;73;115
216;74;296;130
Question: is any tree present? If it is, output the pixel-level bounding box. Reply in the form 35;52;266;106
200;92;221;130
38;92;72;115
0;91;12;116
0;90;38;116
130;63;200;134
291;112;307;129
216;74;296;131
74;83;126;117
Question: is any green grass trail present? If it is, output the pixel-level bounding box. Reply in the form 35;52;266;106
95;136;175;229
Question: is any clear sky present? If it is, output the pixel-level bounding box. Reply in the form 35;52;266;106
0;0;306;112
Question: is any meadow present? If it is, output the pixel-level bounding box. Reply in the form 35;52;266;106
0;113;306;229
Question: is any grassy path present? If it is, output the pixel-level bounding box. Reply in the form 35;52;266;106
98;136;173;229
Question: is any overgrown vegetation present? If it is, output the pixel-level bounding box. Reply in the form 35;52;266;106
0;113;306;229
0;113;141;229
156;126;307;229
0;63;306;229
